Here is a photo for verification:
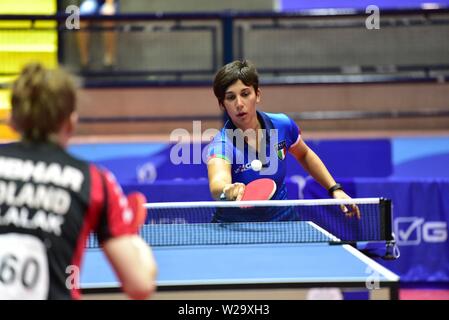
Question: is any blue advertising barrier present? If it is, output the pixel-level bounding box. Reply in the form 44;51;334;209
68;139;392;183
305;178;449;283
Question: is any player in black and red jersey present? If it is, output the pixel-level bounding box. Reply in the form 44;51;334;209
0;62;157;299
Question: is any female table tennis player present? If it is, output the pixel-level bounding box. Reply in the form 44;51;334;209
206;60;359;222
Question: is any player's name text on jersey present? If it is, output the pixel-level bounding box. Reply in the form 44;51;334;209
0;157;84;192
0;181;71;215
0;180;71;236
0;206;64;236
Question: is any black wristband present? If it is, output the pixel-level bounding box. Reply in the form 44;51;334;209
328;183;343;196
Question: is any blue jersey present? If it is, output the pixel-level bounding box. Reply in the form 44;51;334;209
207;111;301;222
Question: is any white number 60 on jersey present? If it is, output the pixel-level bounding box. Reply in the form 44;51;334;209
0;234;49;299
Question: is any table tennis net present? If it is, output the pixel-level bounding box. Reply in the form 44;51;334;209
87;198;393;248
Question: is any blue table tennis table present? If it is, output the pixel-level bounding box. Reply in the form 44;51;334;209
81;221;400;300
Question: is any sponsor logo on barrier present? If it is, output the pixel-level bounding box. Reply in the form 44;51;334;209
394;217;448;245
289;175;312;200
137;162;157;183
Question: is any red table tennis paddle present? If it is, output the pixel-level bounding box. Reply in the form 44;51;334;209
127;192;147;232
241;178;277;201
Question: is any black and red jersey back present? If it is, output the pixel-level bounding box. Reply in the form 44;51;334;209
0;142;136;299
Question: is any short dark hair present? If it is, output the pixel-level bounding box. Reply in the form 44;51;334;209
213;60;259;105
11;63;77;142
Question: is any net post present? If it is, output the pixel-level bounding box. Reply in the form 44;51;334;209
379;198;393;241
379;198;401;260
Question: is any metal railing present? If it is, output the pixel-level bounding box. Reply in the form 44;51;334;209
0;8;448;86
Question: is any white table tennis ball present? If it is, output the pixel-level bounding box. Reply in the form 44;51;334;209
251;159;262;172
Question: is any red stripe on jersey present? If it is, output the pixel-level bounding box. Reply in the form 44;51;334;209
101;170;137;237
70;164;105;300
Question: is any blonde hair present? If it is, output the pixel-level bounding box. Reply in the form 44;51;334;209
11;63;76;142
